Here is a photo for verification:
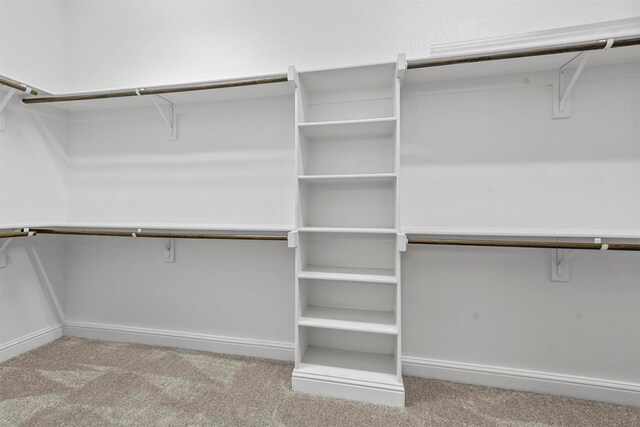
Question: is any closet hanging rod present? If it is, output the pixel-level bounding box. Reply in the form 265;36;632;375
0;231;36;239
21;74;289;105
407;238;640;251
26;227;287;241
0;75;38;96
407;34;640;69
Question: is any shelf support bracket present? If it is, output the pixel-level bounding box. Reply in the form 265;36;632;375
551;248;573;282
553;38;613;119
396;54;407;82
397;233;408;252
288;231;298;249
553;52;589;119
0;238;13;268
288;66;298;88
0;228;34;268
0;89;16;131
551;237;608;281
141;90;177;140
164;238;175;263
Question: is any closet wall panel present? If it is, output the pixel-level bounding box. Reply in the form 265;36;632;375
64;95;294;228
400;63;640;236
63;236;294;347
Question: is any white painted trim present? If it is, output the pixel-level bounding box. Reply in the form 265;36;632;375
63;321;294;362
402;356;640;408
292;371;405;407
0;324;63;363
426;17;640;59
60;321;639;407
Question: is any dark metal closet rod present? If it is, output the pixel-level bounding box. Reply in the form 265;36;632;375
407;34;640;69
27;228;287;241
0;231;36;239
407;238;640;251
0;75;38;96
21;75;289;105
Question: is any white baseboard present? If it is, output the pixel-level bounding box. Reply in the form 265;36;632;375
402;356;640;407
62;321;639;407
64;321;295;362
293;370;405;407
35;321;637;407
0;324;63;363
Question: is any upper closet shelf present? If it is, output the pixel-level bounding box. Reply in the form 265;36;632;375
404;41;640;86
20;73;293;112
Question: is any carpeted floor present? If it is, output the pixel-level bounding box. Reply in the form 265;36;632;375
1;338;638;426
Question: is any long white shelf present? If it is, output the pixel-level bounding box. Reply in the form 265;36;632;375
298;173;396;184
298;227;397;234
297;117;396;139
401;226;640;240
0;222;293;233
299;265;397;284
296;346;400;385
299;306;397;335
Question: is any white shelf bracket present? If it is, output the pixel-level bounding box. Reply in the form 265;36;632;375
288;66;298;88
397;233;408;252
553;38;613;119
0;228;35;268
551;248;573;282
164;238;175;263
138;89;177;140
551;237;609;282
396;54;407;81
288;231;299;249
0;89;17;131
0;238;13;268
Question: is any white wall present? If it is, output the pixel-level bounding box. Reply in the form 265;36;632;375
0;236;66;362
0;0;639;406
0;100;69;226
3;1;640;92
0;92;69;359
402;245;640;383
0;1;68;93
401;62;640;236
64;95;294;228
63;236;294;348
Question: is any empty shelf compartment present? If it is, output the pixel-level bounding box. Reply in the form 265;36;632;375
299;180;395;229
297;327;400;385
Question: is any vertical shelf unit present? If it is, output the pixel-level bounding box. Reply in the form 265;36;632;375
291;59;407;407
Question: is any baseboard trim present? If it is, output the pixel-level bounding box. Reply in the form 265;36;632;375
64;321;295;362
58;321;639;407
0;324;63;363
402;356;640;407
292;370;405;407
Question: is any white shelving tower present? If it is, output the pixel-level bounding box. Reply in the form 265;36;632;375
289;57;407;407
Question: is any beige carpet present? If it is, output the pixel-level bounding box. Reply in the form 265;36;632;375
1;338;638;426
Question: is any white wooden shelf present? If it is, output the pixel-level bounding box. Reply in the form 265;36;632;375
298;173;396;184
297;346;400;385
297;117;396;139
299;306;397;335
299;265;397;284
298;227;397;234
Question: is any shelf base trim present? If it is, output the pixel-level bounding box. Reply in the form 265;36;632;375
292;370;405;407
